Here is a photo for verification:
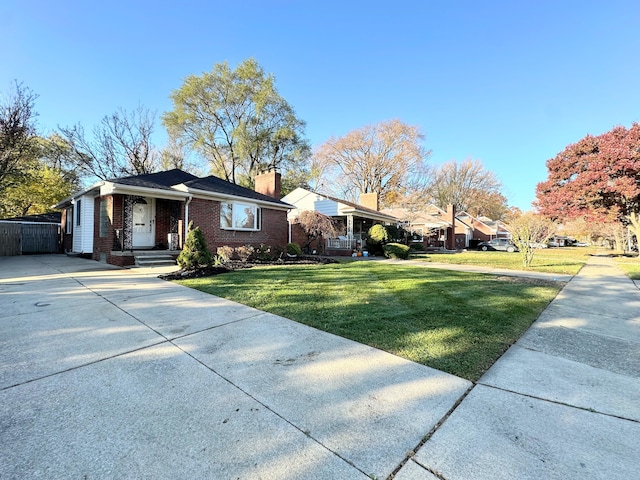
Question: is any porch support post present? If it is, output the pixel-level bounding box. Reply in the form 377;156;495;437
122;195;133;251
347;214;354;249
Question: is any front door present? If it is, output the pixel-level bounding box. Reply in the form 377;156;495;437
132;197;155;248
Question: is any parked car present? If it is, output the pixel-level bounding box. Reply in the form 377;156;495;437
477;238;518;252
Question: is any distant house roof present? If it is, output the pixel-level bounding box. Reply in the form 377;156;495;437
380;207;450;229
0;212;62;224
54;169;291;210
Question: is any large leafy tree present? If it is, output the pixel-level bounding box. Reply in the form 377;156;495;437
313;119;429;206
0;84;77;218
59;105;159;182
0;82;39;194
0;135;80;218
162;58;310;186
428;159;506;218
536;123;640;223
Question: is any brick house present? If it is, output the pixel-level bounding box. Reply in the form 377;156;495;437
54;169;291;266
455;212;511;247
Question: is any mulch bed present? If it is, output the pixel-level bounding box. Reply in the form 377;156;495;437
159;255;337;280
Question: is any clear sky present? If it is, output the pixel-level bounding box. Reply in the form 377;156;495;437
2;0;639;210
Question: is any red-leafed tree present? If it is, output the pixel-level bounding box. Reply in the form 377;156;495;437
535;123;640;224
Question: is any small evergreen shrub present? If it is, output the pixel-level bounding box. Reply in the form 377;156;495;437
383;242;410;259
177;222;214;269
409;242;425;251
287;242;302;256
366;224;389;256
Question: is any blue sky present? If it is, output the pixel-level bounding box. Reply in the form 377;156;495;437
2;0;639;210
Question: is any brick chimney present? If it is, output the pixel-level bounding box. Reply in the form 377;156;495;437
254;170;281;199
359;192;379;211
446;204;456;250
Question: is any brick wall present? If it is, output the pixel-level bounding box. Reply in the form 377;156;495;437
188;197;288;253
92;196;110;262
91;195;135;264
155;199;178;248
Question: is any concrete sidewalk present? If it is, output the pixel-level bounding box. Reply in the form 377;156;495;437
0;254;470;479
396;254;640;479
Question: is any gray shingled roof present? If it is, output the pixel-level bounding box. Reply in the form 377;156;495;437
1;212;62;223
183;176;291;206
111;169;200;190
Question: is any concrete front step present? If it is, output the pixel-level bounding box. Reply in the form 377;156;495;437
134;254;176;267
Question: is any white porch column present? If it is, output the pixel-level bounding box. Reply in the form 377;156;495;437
347;214;354;249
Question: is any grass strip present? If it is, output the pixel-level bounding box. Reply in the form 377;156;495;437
410;246;596;275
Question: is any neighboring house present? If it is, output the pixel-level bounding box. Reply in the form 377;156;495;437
380;207;450;249
456;212;511;247
0;212;62;256
281;188;398;255
54;169;291;266
382;204;479;250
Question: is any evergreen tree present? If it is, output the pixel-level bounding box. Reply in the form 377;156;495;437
177;222;213;269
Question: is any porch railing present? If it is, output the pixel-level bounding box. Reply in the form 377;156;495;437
325;238;358;250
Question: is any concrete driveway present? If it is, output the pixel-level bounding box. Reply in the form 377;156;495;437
2;254;639;479
0;255;470;479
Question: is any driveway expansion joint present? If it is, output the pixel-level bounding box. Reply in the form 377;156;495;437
387;384;475;480
0;340;169;392
476;382;640;424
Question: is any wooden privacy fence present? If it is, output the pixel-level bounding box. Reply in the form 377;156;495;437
0;222;61;256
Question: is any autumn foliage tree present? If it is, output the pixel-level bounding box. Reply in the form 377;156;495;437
536;123;640;224
293;210;337;252
313;119;429;207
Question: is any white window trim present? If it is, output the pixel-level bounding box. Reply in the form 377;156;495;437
220;201;261;231
75;200;82;226
410;228;424;242
66;207;73;234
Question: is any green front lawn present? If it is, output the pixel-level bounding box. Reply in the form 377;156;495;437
176;262;561;381
614;255;640;280
411;246;596;275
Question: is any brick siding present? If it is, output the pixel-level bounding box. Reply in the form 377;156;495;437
189;197;288;253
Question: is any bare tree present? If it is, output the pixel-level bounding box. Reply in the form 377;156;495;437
59;105;158;181
313;119;430;207
0;81;39;192
429;159;505;216
508;212;556;267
